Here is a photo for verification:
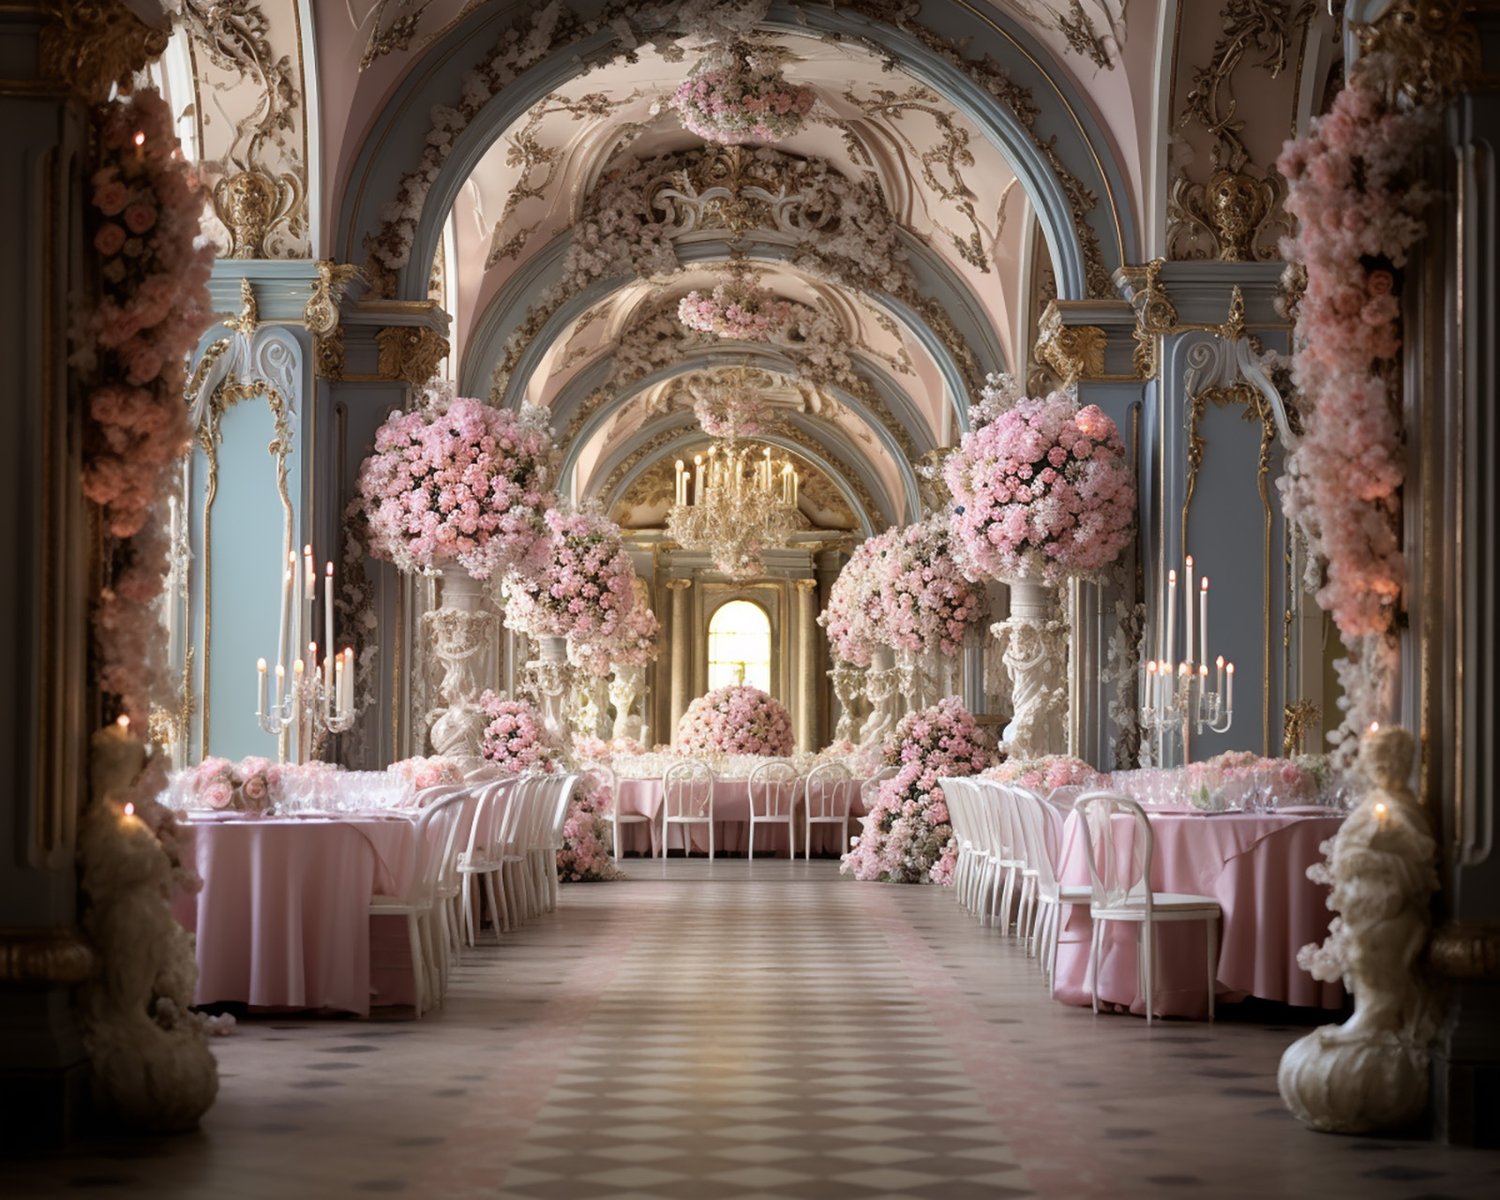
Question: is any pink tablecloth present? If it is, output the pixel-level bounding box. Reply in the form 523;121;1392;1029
174;814;420;1016
1051;810;1345;1018
613;779;866;857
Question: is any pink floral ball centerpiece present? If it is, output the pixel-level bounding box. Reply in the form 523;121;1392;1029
183;756;281;816
944;386;1134;585
880;517;986;657
478;692;561;773
570;603;660;678
677;685;794;757
843;698;995;885
677;278;796;341
357;394;556;581
671;48;815;145
503;507;637;644
819;529;896;666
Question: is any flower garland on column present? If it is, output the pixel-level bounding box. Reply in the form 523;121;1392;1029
76;88;223;1130
1276;70;1435;755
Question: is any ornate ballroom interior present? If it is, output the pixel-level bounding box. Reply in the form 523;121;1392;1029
4;0;1500;1193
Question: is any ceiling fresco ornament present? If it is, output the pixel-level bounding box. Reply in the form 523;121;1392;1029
177;0;308;257
38;0;172;104
362;1;1113;299
1167;0;1312;262
1349;0;1480;110
304;260;367;381
1012;0;1127;71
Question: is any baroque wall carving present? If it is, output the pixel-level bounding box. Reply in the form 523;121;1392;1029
38;0;171;104
1168;1;1312;262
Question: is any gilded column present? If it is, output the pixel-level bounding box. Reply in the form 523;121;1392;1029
795;579;819;752
665;579;693;746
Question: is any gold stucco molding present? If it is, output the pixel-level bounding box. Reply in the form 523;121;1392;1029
1034;301;1107;386
1351;0;1481;108
0;927;95;985
34;0;169;103
305;261;366;381
375;324;449;386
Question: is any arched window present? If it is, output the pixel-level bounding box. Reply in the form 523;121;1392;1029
707;600;773;693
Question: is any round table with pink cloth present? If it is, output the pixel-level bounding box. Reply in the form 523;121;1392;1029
611;778;867;857
1050;808;1346;1018
172;812;424;1016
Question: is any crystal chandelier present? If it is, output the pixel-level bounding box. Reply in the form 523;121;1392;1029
666;441;801;578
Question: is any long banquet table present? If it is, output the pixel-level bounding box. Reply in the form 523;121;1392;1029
172;812;423;1016
612;777;867;857
1049;807;1345;1018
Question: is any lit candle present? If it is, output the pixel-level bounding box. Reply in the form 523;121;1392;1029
1369;721;1380;735
675;459;685;505
1146;659;1158;709
123;801;137;820
292;658;305;763
1226;661;1234;712
1374;801;1389;830
791;469;799;508
1216;654;1225;697
275;662;285;709
1184;556;1195;665
133;130;144;163
694;454;704;499
1199;577;1210;669
324;562;335;685
1166;570;1177;664
343;648;355;712
257;657;268;716
335;655;345;718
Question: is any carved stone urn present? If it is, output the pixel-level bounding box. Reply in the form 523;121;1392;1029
859;645;899;750
525;634;572;750
423;567;496;758
1278;726;1439;1134
993;574;1069;758
610;662;646;743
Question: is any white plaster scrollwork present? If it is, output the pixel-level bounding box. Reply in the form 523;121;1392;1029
422;570;496;758
1278;726;1439;1134
859;648;899;751
993;578;1070;758
523;636;573;750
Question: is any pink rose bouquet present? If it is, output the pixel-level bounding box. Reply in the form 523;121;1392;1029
1276;81;1433;639
944;390;1135;585
879;517;986;657
388;756;465;791
556;780;624;883
677;278;796;341
503;507;637;646
569;603;660;678
670;48;815;145
819;529;896;666
677;685;794;757
357;396;557;580
985;754;1105;793
183;756;282;815
843;698;994;885
479;692;561;773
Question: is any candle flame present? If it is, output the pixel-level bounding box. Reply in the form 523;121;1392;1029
1185;555;1193;567
1201;577;1209;591
133;131;144;148
1216;655;1225;668
123;802;135;817
1369;721;1380;734
116;715;130;730
1374;801;1388;820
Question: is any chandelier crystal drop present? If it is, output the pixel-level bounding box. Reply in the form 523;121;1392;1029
666;441;802;579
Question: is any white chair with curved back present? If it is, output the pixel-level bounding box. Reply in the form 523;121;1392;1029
368;788;469;1018
1074;790;1222;1023
594;762;654;861
1010;785;1092;991
938;777;981;914
537;773;579;912
662;759;716;858
747;760;800;859
804;762;857;859
456;777;515;946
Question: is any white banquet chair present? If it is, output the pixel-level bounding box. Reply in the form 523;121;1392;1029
457;777;515;946
536;773;580;912
1010;785;1092;991
804;762;857;859
748;760;800;859
662;760;716;858
368;789;468;1018
595;763;654;861
1074;790;1222;1024
938;777;981;914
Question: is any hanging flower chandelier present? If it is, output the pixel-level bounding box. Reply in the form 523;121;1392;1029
689;369;772;438
666;441;802;579
678;275;796;341
670;44;815;146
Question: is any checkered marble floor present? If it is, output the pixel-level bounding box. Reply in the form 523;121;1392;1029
11;858;1500;1198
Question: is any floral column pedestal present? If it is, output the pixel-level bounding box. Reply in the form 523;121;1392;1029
897;649;947;712
993;576;1069;758
859;647;899;751
610;663;645;743
1278;727;1439;1134
524;635;572;751
424;568;498;758
829;662;865;745
571;672;609;741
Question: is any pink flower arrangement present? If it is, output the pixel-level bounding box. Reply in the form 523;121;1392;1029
944;390;1135;585
478;692;561;773
503;507;637;647
1276;80;1432;640
843;698;994;885
985;754;1105;793
692;382;770;438
819;529;896;666
879;517;986;657
182;756;281;815
388;756;465;790
1182;749;1329;810
670;48;815;145
357;396;557;580
677;278;796;341
556;781;624;883
569;603;660;678
677;685;794;757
